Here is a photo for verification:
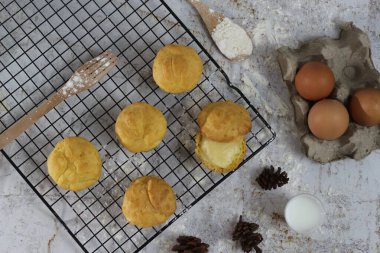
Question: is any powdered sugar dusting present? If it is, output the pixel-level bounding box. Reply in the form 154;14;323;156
72;75;81;82
61;73;85;96
59;51;116;96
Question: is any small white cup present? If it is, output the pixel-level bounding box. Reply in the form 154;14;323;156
284;193;324;234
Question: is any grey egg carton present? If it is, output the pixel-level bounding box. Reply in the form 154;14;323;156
277;23;380;163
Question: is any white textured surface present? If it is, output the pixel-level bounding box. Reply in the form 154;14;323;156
1;0;380;252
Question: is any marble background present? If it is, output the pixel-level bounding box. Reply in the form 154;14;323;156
1;0;380;252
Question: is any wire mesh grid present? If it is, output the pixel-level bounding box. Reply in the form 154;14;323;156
0;0;275;252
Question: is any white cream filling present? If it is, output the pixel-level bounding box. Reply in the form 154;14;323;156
200;136;242;168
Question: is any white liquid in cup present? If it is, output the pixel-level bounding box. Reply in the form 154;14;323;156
285;194;324;234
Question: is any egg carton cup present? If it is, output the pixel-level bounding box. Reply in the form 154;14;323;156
278;23;380;163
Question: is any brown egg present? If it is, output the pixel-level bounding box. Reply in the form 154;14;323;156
308;99;349;140
295;62;335;101
350;87;380;126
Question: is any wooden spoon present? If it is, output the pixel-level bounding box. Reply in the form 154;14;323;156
188;0;224;34
188;0;253;61
0;51;118;150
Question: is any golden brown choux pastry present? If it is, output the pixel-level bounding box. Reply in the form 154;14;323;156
115;102;167;153
122;176;176;228
195;133;246;173
47;137;102;191
198;100;252;142
153;44;203;93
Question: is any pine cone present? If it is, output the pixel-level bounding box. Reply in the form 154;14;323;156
256;166;289;190
232;216;259;241
172;236;209;253
240;233;263;253
232;216;263;253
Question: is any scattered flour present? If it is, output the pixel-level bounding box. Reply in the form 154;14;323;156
211;17;253;60
61;73;85;96
240;72;260;97
241;72;289;117
241;59;251;70
72;75;81;82
105;157;118;174
60;52;114;96
251;19;298;51
121;161;135;174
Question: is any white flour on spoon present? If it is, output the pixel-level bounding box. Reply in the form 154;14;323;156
211;17;253;60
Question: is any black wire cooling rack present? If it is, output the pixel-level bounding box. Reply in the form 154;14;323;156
0;0;275;252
